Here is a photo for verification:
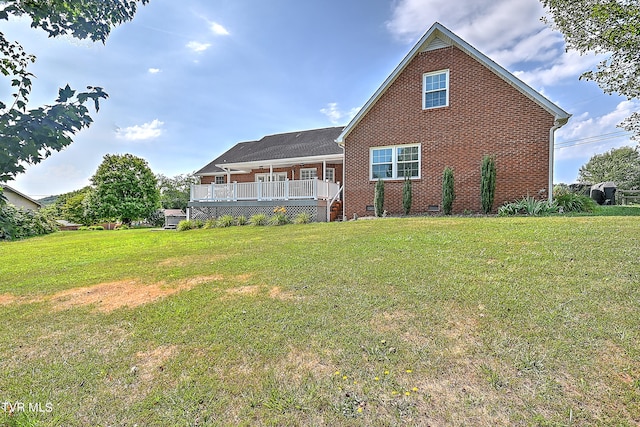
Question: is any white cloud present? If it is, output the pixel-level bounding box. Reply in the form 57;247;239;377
555;100;639;160
186;41;212;53
514;50;604;89
148;68;161;74
320;103;360;125
115;119;164;141
210;22;230;36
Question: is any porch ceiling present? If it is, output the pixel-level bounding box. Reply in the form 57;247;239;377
215;153;344;173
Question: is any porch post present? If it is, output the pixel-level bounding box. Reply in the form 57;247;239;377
284;179;290;201
323;160;326;181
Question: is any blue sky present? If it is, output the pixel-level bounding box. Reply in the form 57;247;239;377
5;0;638;198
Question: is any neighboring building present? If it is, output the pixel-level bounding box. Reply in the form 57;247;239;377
191;22;570;220
190;127;344;222
0;185;42;211
163;209;187;229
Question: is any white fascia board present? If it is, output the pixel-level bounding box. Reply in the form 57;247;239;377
215;153;344;171
336;22;571;145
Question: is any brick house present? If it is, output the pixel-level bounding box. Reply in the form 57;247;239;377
337;22;570;217
190;22;569;220
190;127;344;222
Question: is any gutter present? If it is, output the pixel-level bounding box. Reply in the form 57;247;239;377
548;116;570;203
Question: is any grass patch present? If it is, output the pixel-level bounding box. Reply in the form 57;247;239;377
1;216;639;425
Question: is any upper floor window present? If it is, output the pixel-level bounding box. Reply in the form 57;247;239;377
370;144;420;180
423;69;449;109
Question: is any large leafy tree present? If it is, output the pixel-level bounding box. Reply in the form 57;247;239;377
0;0;150;185
541;0;640;139
578;146;640;189
157;173;199;210
90;154;159;225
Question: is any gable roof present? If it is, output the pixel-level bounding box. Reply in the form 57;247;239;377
336;22;570;144
196;126;344;175
0;185;42;208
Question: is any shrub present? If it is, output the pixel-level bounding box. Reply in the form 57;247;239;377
554;193;597;213
177;219;202;231
269;213;290;226
217;214;235;227
498;196;558;216
442;167;455;215
117;224;130;230
203;219;218;229
481;155;497;214
402;177;412;215
293;212;312;224
249;213;268;226
0;204;58;240
88;225;104;230
374;179;384;217
235;215;248;226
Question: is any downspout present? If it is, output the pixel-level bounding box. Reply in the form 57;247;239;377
548;117;569;203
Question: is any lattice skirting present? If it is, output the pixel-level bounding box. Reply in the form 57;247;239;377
188;202;327;222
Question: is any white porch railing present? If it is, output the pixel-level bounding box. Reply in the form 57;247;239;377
191;179;340;202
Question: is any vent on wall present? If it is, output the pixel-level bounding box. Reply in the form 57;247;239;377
423;36;451;52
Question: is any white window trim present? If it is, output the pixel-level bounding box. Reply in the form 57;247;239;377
255;172;287;182
325;167;335;182
369;143;421;181
214;176;225;184
300;167;318;180
422;69;449;110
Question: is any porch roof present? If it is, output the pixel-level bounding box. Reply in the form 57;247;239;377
196;127;344;176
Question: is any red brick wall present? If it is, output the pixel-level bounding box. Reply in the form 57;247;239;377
344;46;556;216
201;162;343;184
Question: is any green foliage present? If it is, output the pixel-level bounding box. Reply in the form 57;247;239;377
217;215;235;228
578;146;640;189
0;204;58;240
374;179;384;217
249;213;269;226
203;218;217;229
176;220;203;232
402;177;412;215
554;193;597;213
293;212;312;224
542;0;640;139
235;215;248;226
480;155;497;214
269;213;290;226
157;173;199;210
442;167;455;215
0;0;149;184
498;196;559;216
89;154;160;225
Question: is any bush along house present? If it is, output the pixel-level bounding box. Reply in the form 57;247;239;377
190;22;570;221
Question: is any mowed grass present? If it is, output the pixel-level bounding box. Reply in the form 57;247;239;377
1;214;639;426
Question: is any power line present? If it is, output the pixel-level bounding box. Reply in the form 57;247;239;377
555;131;634;149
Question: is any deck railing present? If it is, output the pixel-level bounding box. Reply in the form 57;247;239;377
191;179;340;202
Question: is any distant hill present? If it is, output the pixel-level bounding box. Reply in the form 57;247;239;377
38;195;59;206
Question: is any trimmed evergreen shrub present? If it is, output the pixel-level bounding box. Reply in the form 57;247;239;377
481;155;497;214
442;167;455;215
374;179;384;217
402;177;412;215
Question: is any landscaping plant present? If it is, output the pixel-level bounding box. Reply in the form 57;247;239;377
402;177;412;215
442;167;455;215
480;155;496;214
374;179;385;217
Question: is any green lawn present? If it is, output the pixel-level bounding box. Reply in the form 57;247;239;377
1;214;639;426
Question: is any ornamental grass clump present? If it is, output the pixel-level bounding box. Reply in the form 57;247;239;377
269;206;290;226
249;213;268;226
293;212;312;224
217;214;235;228
554;193;597;213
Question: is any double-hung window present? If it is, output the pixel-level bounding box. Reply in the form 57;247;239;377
423;69;449;109
370;144;420;180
